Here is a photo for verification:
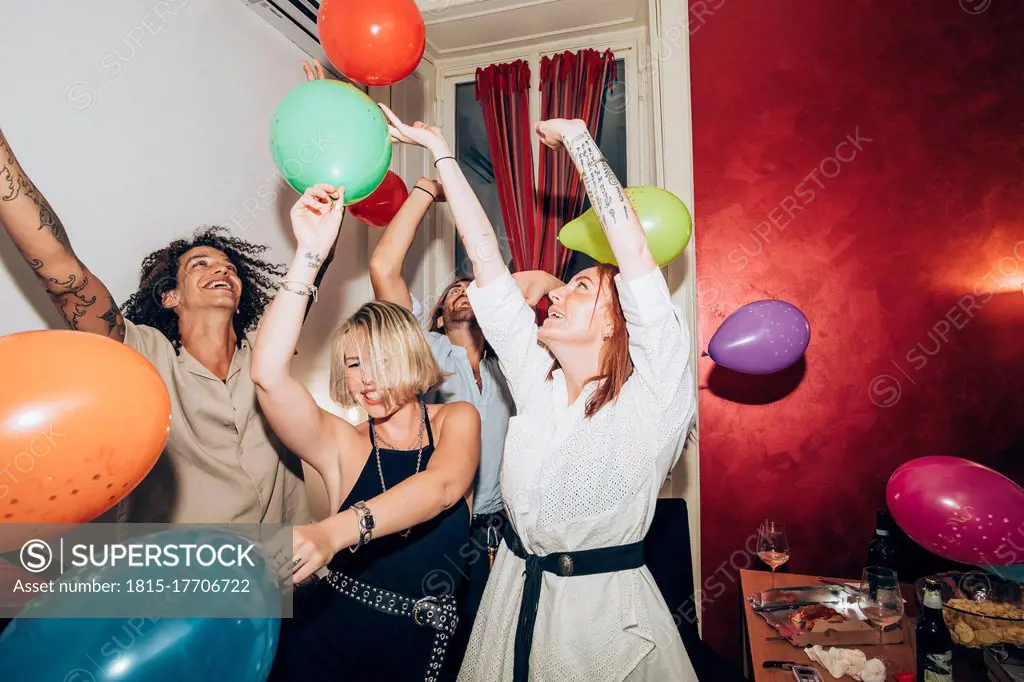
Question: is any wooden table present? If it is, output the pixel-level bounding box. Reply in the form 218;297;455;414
740;569;917;681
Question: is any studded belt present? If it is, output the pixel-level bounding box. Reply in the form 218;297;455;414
502;523;646;682
326;570;458;682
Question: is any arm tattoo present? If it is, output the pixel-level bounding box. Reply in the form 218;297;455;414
303;251;325;270
0;166;18;202
565;130;632;236
0;133;74;251
99;293;126;338
1;135;19;202
42;270;97;330
21;177;73;251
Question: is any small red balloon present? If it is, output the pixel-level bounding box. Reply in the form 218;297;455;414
318;0;426;87
348;171;409;227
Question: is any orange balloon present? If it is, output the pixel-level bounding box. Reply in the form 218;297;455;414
318;0;426;87
0;331;170;548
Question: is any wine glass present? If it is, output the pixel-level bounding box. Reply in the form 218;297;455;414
858;566;905;645
757;521;790;588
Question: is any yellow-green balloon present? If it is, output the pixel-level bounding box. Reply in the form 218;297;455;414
557;186;692;266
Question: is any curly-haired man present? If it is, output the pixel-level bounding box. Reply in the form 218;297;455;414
0;126;332;527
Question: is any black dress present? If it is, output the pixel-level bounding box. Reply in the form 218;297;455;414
271;404;470;681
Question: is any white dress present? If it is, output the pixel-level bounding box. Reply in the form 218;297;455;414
458;267;698;682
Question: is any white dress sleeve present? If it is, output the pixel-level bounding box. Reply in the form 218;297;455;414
466;271;552;409
615;267;696;456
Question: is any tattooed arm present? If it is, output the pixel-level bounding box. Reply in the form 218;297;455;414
0;129;125;340
536;119;657;280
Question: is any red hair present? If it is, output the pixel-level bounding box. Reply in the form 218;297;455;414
548;263;633;418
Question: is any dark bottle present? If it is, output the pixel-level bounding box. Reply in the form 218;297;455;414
917;578;953;682
866;509;898;571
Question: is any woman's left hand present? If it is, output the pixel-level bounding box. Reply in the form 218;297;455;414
290;183;344;256
291;521;340;584
378;103;450;157
534;118;586;149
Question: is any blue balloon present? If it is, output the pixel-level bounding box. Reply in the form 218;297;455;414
0;528;282;681
0;617;280;682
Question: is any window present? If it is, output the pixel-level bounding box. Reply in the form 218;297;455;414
453;81;513;278
452;57;629;279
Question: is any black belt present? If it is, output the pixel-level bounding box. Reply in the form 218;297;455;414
503;523;645;682
326;571;458;682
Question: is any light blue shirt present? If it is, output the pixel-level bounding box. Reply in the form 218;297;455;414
412;297;514;516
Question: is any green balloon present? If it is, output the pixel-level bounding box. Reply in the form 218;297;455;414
269;80;392;204
557;186;693;266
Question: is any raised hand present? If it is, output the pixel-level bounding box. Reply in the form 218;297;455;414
415;177;445;203
290;183;344;256
378;103;449;156
534;118;587;149
302;58;327;82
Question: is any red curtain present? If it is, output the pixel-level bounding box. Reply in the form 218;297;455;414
537;49;617;278
475;61;537;273
475;51;616;322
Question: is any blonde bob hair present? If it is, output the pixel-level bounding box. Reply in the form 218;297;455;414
329;300;444;410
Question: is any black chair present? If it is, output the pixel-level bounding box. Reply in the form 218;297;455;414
644;498;747;681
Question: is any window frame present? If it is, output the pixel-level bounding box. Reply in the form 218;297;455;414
433;28;651;280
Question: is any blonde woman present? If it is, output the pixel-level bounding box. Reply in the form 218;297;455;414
251;186;481;682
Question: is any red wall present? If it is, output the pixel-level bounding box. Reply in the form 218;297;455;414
689;0;1024;662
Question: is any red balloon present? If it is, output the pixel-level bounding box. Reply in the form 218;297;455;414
886;456;1024;566
318;0;426;87
348;171;409;227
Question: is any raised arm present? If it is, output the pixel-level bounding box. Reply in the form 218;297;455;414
368;177;441;310
0;129;124;340
291;402;480;583
378;105;507;287
251;184;347;478
536;119;657;281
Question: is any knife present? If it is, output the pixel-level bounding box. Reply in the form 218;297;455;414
763;661;799;670
818;577;862;594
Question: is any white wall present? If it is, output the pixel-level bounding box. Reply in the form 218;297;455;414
0;0;435;520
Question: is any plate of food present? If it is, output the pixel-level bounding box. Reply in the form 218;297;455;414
751;585;905;647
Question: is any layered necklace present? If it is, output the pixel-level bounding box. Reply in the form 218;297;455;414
370;401;425;538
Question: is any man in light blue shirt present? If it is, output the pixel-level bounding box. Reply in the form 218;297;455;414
369;176;561;675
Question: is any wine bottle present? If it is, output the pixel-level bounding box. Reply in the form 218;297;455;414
917;578;953;682
866;509;898;571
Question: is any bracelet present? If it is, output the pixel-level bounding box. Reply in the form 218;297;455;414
433;155;456;167
279;280;318;303
412;185;436;199
349;501;375;553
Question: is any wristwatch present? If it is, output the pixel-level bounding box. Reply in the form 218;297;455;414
350;501;375;552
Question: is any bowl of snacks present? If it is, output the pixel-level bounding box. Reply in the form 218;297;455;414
916;572;1024;647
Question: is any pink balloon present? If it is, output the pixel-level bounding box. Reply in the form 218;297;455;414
886;456;1024;566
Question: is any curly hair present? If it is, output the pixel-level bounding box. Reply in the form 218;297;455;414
121;226;285;353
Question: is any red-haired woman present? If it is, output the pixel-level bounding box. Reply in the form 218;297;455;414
381;107;698;681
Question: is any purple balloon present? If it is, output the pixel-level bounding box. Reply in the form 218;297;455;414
708;300;810;374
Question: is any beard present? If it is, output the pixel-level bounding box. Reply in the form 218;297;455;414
443;305;476;326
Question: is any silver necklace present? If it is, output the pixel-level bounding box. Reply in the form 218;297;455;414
371;402;426;538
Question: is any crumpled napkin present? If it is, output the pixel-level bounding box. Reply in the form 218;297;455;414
803;645;886;682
